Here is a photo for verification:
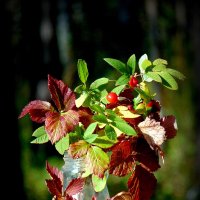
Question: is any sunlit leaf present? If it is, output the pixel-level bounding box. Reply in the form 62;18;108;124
55;134;69;155
115;74;129;86
138;117;166;147
90;77;109;89
68;140;90;158
127;53;136;74
104;58;127;74
31;126;49;144
112;85;126;95
86;146;109;178
77;59;88;84
92;173;107;192
153;58;168;65
166;68;186;80
145;72;162;83
75;92;88;108
92;135;116;148
105;125;117;140
157;71;178;90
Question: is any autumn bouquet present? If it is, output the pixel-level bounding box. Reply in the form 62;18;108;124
18;53;185;199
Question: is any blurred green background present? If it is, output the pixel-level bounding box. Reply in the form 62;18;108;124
1;0;200;199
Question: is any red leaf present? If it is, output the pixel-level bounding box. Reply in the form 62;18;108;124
133;137;160;172
64;178;85;196
45;110;79;144
109;140;135;176
48;75;76;112
127;165;157;200
160;115;177;139
110;191;133;200
45;161;63;198
68;140;90;158
18;100;52;123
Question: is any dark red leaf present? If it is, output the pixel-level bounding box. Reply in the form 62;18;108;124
109;140;135;176
48;74;67;111
45;162;63;198
18;100;52;123
160;115;177;139
110;191;133;200
127;165;157;200
64;178;85;196
133;137;160;172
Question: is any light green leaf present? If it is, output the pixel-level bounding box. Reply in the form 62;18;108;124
92;174;107;192
75;92;88;108
146;72;162;82
152;64;167;71
115;74;129;86
55;134;69;155
77;59;89;84
153;58;168;65
84;134;98;144
90;104;104;114
74;84;86;93
86;146;109;177
166;68;186;80
31;126;49;144
84;122;98;137
90;78;109;90
111;121;136;136
111;84;126;95
158;71;178;90
103;58;126;74
92;135;116;148
105;125;117;140
93;114;108;124
127;54;136;74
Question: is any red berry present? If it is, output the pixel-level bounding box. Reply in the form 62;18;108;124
147;100;154;108
129;76;138;88
106;92;118;104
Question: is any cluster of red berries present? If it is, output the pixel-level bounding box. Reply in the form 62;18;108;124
106;75;138;104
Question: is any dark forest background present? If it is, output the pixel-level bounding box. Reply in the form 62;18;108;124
1;0;200;199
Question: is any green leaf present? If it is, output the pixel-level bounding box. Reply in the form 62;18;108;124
77;59;89;84
166;68;186;80
74;84;86;93
127;54;136;74
145;72;162;82
106;109;136;136
115;74;129;86
90;78;109;90
111;120;136;136
152;64;167;71
105;125;117;140
135;87;151;102
84;134;98;144
84;122;98;137
103;58;126;74
158;71;178;90
75;92;88;108
93;114;108;124
90;104;105;114
31;126;49;144
92;135;116;148
55;134;69;155
138;54;151;73
111;84;126;95
92;174;107;192
86;146;109;178
153;58;168;65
